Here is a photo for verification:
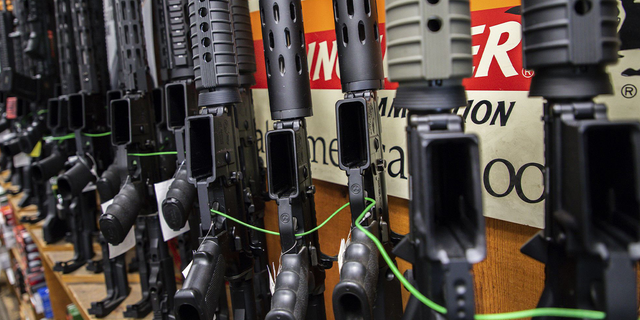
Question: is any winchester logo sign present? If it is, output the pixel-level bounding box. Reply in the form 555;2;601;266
248;0;640;228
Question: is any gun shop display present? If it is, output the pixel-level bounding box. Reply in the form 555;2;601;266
0;0;638;319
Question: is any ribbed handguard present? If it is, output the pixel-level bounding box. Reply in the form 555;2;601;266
175;239;226;320
99;181;144;245
188;0;240;104
54;0;81;95
70;0;110;95
266;247;309;320
165;0;194;80
333;224;379;320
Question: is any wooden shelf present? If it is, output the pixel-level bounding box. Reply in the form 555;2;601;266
3;185;152;320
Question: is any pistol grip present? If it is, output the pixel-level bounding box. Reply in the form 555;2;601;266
333;224;379;320
267;247;309;320
175;239;226;320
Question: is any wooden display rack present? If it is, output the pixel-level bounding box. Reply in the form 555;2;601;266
3;183;151;320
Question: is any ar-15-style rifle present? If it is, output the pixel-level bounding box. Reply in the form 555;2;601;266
385;0;486;319
98;1;177;318
330;0;403;319
52;0;115;275
258;0;333;318
172;0;265;318
519;1;640;319
28;0;82;241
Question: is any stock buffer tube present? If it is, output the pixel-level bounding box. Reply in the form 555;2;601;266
385;0;486;319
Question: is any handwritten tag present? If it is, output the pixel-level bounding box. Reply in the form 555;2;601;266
154;179;190;241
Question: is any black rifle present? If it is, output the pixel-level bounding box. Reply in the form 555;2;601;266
258;0;333;319
231;0;272;314
331;0;403;319
98;1;177;318
28;0;81;238
154;0;200;272
385;1;486;320
52;0;115;274
172;0;261;319
519;1;640;319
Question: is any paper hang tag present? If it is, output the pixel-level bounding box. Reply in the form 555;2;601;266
13;153;31;168
100;199;114;215
154;178;190;242
182;260;193;279
338;238;346;275
268;263;277;295
29;141;42;158
108;226;136;259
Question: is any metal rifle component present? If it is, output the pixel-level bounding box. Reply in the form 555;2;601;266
230;0;271;315
23;0;80;228
330;0;403;319
99;1;177;318
29;99;76;237
518;1;640;319
174;0;258;319
385;1;486;319
160;0;198;232
258;0;333;319
158;0;200;271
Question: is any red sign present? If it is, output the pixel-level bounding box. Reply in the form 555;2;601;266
253;6;530;92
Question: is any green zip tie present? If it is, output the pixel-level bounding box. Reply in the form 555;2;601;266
83;132;111;137
356;197;612;320
37;109;48;115
210;201;350;237
127;151;178;157
47;133;75;141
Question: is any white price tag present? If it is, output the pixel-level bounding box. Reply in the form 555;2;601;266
108;226;136;259
182;260;192;279
6;268;15;285
154;179;190;241
100;199;114;214
267;263;276;295
13;152;31;168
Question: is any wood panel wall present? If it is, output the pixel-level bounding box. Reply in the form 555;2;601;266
263;179;546;320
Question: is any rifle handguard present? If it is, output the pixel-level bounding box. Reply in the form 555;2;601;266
57;159;96;200
31;149;66;182
333;224;379;320
175;239;226;320
99;181;144;245
267;247;309;320
162;166;196;231
96;164;121;203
